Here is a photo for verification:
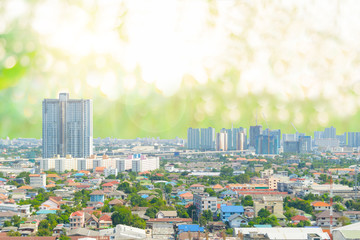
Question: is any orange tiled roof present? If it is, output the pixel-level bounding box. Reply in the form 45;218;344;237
312;201;331;207
18;185;33;190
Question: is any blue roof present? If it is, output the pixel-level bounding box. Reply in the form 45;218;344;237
141;194;149;198
220;205;244;213
177;191;188;196
36;210;57;215
178;224;204;233
0;178;7;182
74;173;84;177
254;225;272;228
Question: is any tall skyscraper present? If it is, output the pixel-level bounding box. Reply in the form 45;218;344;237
42;93;93;158
299;136;312;153
249;125;262;148
200;127;215;150
236;131;246;150
187;128;200;150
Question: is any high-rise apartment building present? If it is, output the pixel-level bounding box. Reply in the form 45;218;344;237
200;127;215;150
324;126;336;139
187;128;200;150
348;132;360;147
216;131;228;151
255;135;279;155
249;125;262;148
299;136;312;153
42;93;93;158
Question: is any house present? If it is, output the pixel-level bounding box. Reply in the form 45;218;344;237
90;190;105;203
220;190;237;199
253;196;283;217
107;190;127;200
70;211;85;229
212;184;224;191
108;199;124;207
98;214;112;228
156;211;177;219
220;205;244;223
0;211;18;227
312;201;331;211
179;192;193;201
85;214;99;229
189;184;205;191
102;181;119;192
316;210;341;227
228;214;248;228
40;197;63;210
342;211;360;223
291;215;309;224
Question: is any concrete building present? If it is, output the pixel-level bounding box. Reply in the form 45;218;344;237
254;196;283;217
200;127;215;151
250;125;262;148
216;131;228;151
104;167;118;178
42;93;93;158
70;211;85;229
116;159;133;172
29;173;46;188
131;154;160;172
234;227;330;240
193;193;217;218
55;156;78;173
187;128;200;150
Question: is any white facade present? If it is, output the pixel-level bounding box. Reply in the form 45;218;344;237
0;204;31;215
131;155;159;172
29;173;46;188
55;156;78;173
77;158;94;171
104;167;118;177
116;159;133;172
42;93;93;158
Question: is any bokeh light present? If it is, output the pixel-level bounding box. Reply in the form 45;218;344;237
1;0;360;138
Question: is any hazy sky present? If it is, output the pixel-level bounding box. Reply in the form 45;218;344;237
1;0;360;138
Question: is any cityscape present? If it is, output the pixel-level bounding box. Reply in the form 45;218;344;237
2;1;360;240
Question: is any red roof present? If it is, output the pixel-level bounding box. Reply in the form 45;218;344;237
99;214;112;221
102;182;115;187
291;215;309;221
70;211;83;217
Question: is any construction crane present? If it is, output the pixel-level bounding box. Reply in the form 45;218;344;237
262;113;270;155
291;122;298;133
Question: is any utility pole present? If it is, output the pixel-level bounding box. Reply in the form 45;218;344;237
330;174;333;234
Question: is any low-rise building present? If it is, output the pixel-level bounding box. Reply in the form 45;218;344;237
29;173;46;188
193;193;217;217
70;211;85;229
220;205;244;223
254;196;283;217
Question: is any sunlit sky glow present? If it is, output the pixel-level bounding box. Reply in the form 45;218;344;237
1;0;360;138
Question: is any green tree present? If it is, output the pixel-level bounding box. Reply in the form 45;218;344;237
165;184;172;194
258;208;270;218
145;206;159;218
7;231;21;236
202;210;212;221
337;216;351;226
242;195;254;206
220;166;233;177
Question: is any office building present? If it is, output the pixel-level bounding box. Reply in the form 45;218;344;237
200;127;215;150
42;93;93;158
187;128;200;150
249;125;262;148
